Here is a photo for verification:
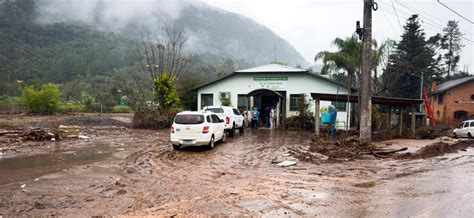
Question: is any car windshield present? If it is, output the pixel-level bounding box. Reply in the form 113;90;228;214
205;108;224;113
174;114;204;124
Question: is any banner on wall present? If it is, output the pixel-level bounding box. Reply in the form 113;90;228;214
253;76;288;90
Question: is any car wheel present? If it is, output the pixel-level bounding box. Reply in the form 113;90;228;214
221;132;227;143
468;133;473;139
229;123;236;137
172;144;181;150
208;136;215;149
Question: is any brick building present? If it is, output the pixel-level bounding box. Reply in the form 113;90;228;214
431;76;474;126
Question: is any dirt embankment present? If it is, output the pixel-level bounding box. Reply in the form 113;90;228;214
35;116;130;128
292;129;473;162
396;140;474;159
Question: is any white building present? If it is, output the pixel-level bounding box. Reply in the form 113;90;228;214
195;64;351;128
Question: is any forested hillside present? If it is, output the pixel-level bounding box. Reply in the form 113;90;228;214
0;0;307;109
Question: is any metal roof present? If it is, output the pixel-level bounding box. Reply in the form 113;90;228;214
193;63;354;91
311;93;422;107
235;64;306;73
432;76;474;94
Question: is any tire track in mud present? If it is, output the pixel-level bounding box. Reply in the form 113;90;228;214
126;129;323;215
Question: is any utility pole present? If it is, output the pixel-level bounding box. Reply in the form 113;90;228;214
419;72;424;112
359;0;374;145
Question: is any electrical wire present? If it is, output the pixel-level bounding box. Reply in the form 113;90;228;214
379;1;474;43
390;0;403;31
395;0;473;36
437;0;474;24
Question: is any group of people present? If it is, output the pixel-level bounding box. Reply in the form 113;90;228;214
250;106;275;129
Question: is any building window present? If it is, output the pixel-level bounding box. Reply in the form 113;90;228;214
237;95;248;112
438;94;443;104
290;94;302;111
471;94;474;101
331;101;347;112
201;94;213;109
453;110;468;120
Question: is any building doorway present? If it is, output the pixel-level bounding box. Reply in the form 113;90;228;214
248;89;284;127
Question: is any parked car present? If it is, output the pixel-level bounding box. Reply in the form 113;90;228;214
170;111;226;150
203;106;245;136
452;119;474;138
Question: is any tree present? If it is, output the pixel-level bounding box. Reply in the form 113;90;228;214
441;20;464;77
154;71;180;109
315;35;393;91
18;83;61;114
315;35;361;88
372;39;396;95
139;24;194;111
382;15;437;99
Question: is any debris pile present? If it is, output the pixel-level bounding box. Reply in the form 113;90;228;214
1;128;61;141
0;125;88;143
417;127;453;139
58;125;81;138
397;140;474;159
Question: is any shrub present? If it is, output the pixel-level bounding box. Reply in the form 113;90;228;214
283;94;315;130
18;83;61;114
112;105;133;113
60;100;85;112
80;92;97;112
132;106;177;129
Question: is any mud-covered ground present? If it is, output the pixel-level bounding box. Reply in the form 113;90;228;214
0;114;473;216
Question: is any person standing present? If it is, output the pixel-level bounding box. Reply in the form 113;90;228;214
265;106;271;128
270;107;275;128
252;106;259;129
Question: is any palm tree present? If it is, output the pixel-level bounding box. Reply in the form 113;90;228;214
315;35;361;89
372;39;396;95
315;35;394;129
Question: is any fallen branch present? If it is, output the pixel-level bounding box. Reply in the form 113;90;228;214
0;131;23;136
369;147;408;158
374;147;408;155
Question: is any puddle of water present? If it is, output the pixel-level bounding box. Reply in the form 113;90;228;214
353;180;384;188
0;144;112;185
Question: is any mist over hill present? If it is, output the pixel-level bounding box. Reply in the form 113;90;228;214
36;0;307;67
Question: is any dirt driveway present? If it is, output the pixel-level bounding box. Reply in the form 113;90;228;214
1;121;473;216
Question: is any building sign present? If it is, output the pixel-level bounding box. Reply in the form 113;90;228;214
253;76;288;90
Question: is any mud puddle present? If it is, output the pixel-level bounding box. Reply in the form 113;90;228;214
0;144;113;185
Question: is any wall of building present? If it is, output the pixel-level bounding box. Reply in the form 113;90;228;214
431;80;474;126
197;73;350;128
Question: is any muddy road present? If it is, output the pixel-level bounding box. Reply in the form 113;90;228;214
0;119;473;216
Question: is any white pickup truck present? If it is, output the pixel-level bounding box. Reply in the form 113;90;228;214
203;106;245;136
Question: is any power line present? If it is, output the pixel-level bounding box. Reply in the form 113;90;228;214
380;5;397;35
379;1;474;43
396;0;473;35
390;0;403;31
437;0;474;24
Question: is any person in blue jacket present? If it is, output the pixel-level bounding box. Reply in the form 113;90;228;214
252;106;259;129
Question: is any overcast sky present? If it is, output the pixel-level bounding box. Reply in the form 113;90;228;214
202;0;473;73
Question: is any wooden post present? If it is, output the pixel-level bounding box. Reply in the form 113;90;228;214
411;106;416;135
387;106;392;136
315;97;320;137
398;107;403;135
